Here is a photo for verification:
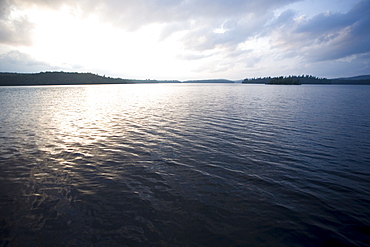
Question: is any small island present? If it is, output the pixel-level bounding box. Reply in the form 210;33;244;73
242;75;333;84
241;74;370;84
267;76;301;85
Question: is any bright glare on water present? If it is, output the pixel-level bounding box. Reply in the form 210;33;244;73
0;84;370;246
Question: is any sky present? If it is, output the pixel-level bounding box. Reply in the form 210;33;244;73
0;0;369;80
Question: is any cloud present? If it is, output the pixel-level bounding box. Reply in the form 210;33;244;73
1;0;369;79
92;0;298;27
66;0;301;58
177;52;212;61
295;12;354;34
0;0;34;46
0;50;59;72
2;0;299;41
272;0;370;62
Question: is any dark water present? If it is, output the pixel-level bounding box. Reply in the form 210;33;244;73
1;84;370;246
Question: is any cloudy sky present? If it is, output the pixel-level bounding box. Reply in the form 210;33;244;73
0;0;369;80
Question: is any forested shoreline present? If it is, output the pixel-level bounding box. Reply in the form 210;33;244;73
242;75;370;85
1;72;370;86
0;72;180;86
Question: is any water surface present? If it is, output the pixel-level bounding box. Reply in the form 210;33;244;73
1;84;370;246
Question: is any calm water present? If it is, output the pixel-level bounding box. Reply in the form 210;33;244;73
0;84;370;246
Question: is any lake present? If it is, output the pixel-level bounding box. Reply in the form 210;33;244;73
0;84;370;246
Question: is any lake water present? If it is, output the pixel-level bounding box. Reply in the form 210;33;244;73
0;84;370;246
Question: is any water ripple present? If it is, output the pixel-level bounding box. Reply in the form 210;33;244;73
1;84;370;246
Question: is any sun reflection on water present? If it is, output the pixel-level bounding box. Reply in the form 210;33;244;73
34;84;184;160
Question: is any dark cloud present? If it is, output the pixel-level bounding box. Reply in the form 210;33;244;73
0;0;10;19
0;0;34;46
0;16;34;46
175;10;277;52
299;51;370;78
274;0;370;62
295;12;355;34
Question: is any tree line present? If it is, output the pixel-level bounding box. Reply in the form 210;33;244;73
0;72;181;86
243;75;330;84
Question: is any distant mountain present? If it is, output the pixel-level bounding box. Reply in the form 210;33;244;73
330;74;370;84
182;79;235;83
334;75;370;80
